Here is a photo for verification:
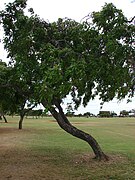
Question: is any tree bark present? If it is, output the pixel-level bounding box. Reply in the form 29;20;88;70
0;113;8;123
19;113;24;129
3;115;8;123
18;104;36;129
42;100;108;161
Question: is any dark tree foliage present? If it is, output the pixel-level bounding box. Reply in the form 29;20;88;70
0;0;134;160
0;60;16;117
0;59;37;128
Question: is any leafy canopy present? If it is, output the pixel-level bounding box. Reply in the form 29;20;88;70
0;0;134;109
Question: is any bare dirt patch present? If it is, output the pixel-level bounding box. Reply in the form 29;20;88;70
72;153;127;167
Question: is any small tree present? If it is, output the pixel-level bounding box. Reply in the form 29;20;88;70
120;110;129;117
98;111;111;118
83;112;92;118
66;103;75;117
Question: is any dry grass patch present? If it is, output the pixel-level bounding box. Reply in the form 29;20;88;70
0;127;67;180
72;153;127;166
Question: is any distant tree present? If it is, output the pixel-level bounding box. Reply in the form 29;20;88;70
77;113;83;117
120;110;129;117
83;112;94;118
66;103;75;117
98;111;111;117
0;1;134;160
110;111;117;117
26;109;43;118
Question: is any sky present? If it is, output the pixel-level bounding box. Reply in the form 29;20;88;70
0;0;135;115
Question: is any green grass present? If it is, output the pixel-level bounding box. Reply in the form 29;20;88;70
1;116;135;179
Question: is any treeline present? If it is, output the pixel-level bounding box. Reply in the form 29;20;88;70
0;109;49;119
66;110;135;118
25;109;43;118
71;112;96;118
98;110;135;117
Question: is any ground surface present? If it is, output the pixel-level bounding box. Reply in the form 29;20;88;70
0;116;135;179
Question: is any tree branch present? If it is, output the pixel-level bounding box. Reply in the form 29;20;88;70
128;16;135;23
0;83;31;98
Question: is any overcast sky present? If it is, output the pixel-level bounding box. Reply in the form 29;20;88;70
0;0;135;115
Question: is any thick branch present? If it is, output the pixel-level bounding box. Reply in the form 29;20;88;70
54;99;71;125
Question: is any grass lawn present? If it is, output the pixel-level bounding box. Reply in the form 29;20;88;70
0;116;135;179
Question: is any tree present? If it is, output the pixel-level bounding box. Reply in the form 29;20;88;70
83;112;95;117
98;111;111;117
26;109;43;118
0;1;134;160
120;110;129;117
0;60;15;123
66;103;75;117
0;59;37;129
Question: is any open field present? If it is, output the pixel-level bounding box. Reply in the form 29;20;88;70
0;116;135;179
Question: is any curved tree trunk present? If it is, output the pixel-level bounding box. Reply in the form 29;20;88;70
42;100;108;161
